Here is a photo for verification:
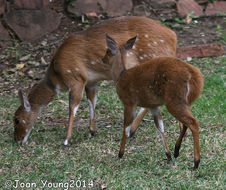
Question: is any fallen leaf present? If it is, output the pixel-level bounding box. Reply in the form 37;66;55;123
41;40;47;46
19;54;30;61
186;14;192;24
16;64;25;70
41;57;48;65
58;99;68;105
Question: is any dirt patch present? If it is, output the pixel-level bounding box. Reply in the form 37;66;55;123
0;7;225;95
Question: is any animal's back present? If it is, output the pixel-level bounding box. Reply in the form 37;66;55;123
117;57;203;107
53;16;177;70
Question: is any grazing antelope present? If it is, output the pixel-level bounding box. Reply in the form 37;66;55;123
105;34;203;169
13;16;177;145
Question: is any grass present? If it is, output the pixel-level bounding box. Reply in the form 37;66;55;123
0;56;225;189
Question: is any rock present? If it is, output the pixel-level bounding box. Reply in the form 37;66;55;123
12;0;49;10
132;0;144;6
177;0;204;17
67;0;133;16
0;22;11;47
205;1;226;16
4;9;61;42
0;0;6;15
149;0;176;9
195;0;208;5
176;43;225;58
85;12;98;18
133;5;150;16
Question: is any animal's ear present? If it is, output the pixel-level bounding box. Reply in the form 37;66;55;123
18;89;31;112
124;36;137;51
106;34;118;55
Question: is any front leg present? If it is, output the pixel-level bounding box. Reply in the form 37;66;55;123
130;107;148;137
119;104;136;158
85;85;98;136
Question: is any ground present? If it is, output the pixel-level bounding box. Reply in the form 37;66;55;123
0;12;225;189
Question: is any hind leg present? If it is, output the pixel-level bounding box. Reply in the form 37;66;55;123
85;85;98;136
174;124;188;158
151;107;172;162
64;81;85;146
166;104;200;169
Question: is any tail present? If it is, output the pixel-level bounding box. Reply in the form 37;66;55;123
187;66;204;105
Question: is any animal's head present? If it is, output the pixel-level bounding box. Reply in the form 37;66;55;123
14;89;34;144
103;34;137;81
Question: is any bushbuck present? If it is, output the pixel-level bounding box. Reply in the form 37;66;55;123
105;34;203;169
14;16;177;146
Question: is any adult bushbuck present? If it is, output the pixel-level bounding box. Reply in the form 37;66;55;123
105;34;203;169
14;16;177;146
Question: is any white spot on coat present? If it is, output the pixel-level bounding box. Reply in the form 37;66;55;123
160;39;165;43
139;56;144;60
186;82;190;101
91;61;96;65
148;43;151;47
22;120;26;124
153;41;158;45
139;48;143;52
143;54;148;58
66;69;72;73
132;45;136;49
75;67;79;71
73;105;79;117
126;125;131;137
145;34;149;38
129;52;133;55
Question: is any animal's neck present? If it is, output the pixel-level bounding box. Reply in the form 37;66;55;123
112;52;127;82
28;78;56;111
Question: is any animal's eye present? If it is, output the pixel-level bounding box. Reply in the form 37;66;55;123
14;118;19;125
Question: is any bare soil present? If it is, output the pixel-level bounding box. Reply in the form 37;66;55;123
0;9;225;94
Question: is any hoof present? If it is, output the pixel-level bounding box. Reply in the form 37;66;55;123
166;152;172;163
194;159;200;170
174;145;180;158
118;151;124;158
129;130;135;138
90;130;96;137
